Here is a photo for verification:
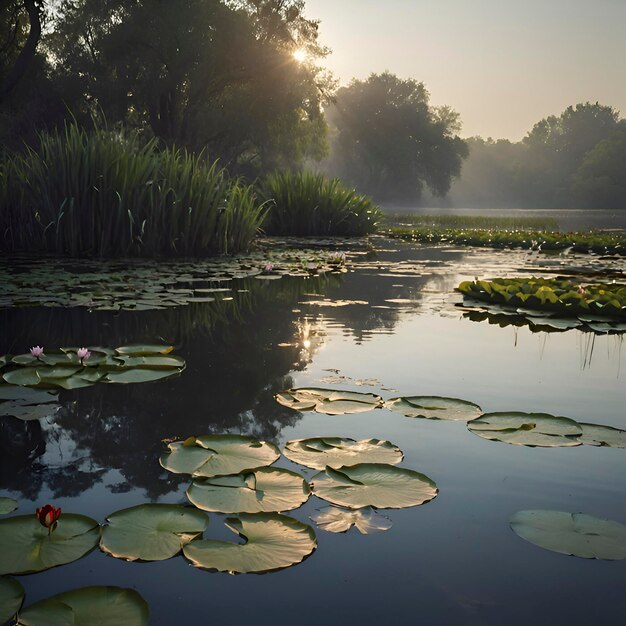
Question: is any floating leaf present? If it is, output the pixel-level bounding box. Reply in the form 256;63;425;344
16;586;149;626
0;514;100;575
100;504;208;561
0;497;17;515
578;422;626;448
0;576;24;624
160;435;280;478
284;437;403;470
385;396;482;421
187;467;310;514
467;412;582;447
310;463;438;509
275;388;383;415
104;368;181;384
310;506;392;534
2;369;41;386
115;345;174;356
510;510;626;560
183;513;316;574
0;398;59;421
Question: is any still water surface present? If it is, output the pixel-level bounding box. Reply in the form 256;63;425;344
1;240;624;625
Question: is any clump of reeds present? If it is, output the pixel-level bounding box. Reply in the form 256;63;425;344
0;122;265;257
259;171;381;237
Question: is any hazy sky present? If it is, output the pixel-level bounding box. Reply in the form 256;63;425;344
303;0;626;140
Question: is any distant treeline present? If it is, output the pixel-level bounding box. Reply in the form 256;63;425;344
429;103;626;210
1;1;624;209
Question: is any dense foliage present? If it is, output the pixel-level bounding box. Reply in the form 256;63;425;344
259;171;381;236
0;123;266;256
323;72;468;202
447;103;626;209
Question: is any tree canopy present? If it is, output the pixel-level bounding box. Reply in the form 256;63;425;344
323;72;468;202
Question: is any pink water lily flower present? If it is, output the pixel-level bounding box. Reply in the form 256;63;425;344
30;346;44;358
77;347;91;362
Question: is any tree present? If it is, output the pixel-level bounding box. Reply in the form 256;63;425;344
324;72;468;202
46;0;331;173
0;0;42;103
515;102;620;206
571;127;626;209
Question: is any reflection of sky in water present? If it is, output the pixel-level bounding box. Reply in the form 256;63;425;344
1;242;625;625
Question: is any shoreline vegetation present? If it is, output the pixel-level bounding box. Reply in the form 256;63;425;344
0;124;624;259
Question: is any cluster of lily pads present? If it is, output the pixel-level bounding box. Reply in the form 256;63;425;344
160;433;437;540
386;226;626;255
0;345;184;395
456;277;626;334
272;387;626;559
274;387;626;450
0;249;347;312
0;429;440;623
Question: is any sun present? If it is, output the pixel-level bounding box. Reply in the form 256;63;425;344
292;48;307;63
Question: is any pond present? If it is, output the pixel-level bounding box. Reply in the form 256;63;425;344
1;238;625;626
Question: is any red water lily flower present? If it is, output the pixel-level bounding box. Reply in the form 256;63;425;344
36;504;62;534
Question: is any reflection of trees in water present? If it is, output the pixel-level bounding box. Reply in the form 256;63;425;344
0;277;332;500
0;258;448;500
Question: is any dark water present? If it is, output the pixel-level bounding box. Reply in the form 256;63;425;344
1;240;625;626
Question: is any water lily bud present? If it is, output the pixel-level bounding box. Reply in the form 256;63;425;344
35;504;62;534
30;346;44;358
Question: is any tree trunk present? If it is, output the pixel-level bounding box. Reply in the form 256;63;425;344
0;0;41;103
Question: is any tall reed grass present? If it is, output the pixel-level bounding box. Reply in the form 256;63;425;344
259;171;381;236
0;123;266;257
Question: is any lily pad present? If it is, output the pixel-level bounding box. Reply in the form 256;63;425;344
310;464;438;509
183;513;316;574
578;422;626;448
16;586;149;626
310;506;392;534
0;514;100;575
160;435;280;478
385;396;482;421
100;504;208;561
0;576;24;624
103;368;181;384
0;497;17;515
186;467;310;514
284;437;403;470
115;345;174;356
510;510;626;560
467;412;582;447
275;388;383;415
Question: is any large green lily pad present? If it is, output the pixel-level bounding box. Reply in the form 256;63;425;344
186;467;310;514
310;506;392;534
385;396;482;421
115;345;174;356
510;510;626;560
310;464;438;509
16;586;149;626
467;412;582;447
160;435;280;478
0;497;17;515
0;514;100;575
578;422;626;448
183;513;316;574
0;576;24;624
275;388;383;415
100;504;208;561
284;437;403;470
